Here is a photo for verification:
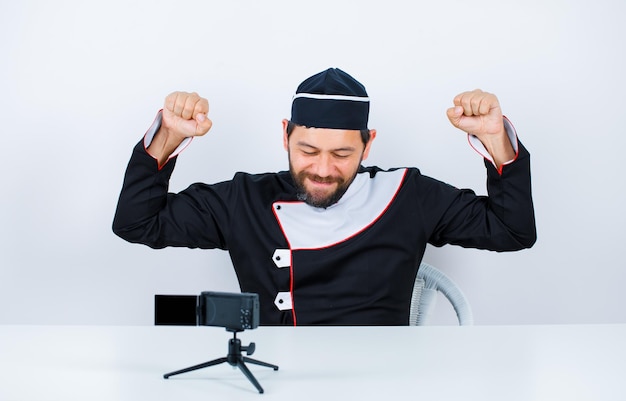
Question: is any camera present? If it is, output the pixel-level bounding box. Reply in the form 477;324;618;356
158;291;276;393
155;291;259;331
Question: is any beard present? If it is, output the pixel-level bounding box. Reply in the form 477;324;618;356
289;164;358;209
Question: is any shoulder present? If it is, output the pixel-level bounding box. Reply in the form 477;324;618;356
221;171;297;203
358;165;424;180
358;165;459;195
230;170;293;187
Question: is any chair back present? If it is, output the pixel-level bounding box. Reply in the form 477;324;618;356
409;262;473;326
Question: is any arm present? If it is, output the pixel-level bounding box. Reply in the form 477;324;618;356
425;90;536;250
112;92;228;249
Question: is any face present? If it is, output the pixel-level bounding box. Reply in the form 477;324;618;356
283;120;376;208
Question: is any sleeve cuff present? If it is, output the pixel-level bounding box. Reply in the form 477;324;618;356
467;116;519;169
142;110;193;163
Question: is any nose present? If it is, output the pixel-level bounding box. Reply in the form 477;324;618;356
312;153;333;178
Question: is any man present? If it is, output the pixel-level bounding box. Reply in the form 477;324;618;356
113;68;536;326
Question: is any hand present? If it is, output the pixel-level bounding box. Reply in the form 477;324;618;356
162;91;213;140
446;89;505;140
147;92;213;167
446;89;515;168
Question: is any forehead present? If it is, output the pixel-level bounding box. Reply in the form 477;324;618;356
289;125;363;150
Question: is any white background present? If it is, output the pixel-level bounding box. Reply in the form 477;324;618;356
1;0;624;325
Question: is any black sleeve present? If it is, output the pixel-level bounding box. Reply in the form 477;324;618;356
428;141;537;251
112;141;231;250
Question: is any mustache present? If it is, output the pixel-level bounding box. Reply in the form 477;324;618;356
299;172;344;185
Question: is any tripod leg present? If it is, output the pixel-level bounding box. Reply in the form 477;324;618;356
237;360;265;394
243;357;279;371
163;357;228;379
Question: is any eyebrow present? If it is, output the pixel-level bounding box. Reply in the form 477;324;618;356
295;141;357;153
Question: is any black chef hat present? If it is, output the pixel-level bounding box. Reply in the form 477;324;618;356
290;68;370;130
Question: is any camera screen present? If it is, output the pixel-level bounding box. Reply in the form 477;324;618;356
154;295;198;326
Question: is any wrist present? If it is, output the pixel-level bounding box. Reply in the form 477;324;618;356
467;116;519;172
143;110;193;169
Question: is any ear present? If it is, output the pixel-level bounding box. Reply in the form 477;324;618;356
362;129;377;160
282;119;290;151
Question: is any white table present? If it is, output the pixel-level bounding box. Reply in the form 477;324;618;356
1;324;625;400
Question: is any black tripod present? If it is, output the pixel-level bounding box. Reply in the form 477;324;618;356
163;329;279;394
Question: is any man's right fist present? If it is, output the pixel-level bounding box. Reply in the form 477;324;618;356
162;91;213;139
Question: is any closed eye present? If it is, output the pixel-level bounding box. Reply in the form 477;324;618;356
295;141;356;158
301;149;319;156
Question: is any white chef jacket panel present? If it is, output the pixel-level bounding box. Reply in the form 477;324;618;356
273;168;407;250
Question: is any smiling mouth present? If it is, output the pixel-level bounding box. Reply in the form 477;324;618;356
309;178;334;185
307;177;339;189
306;173;339;183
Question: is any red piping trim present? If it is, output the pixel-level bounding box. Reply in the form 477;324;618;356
289;253;296;327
